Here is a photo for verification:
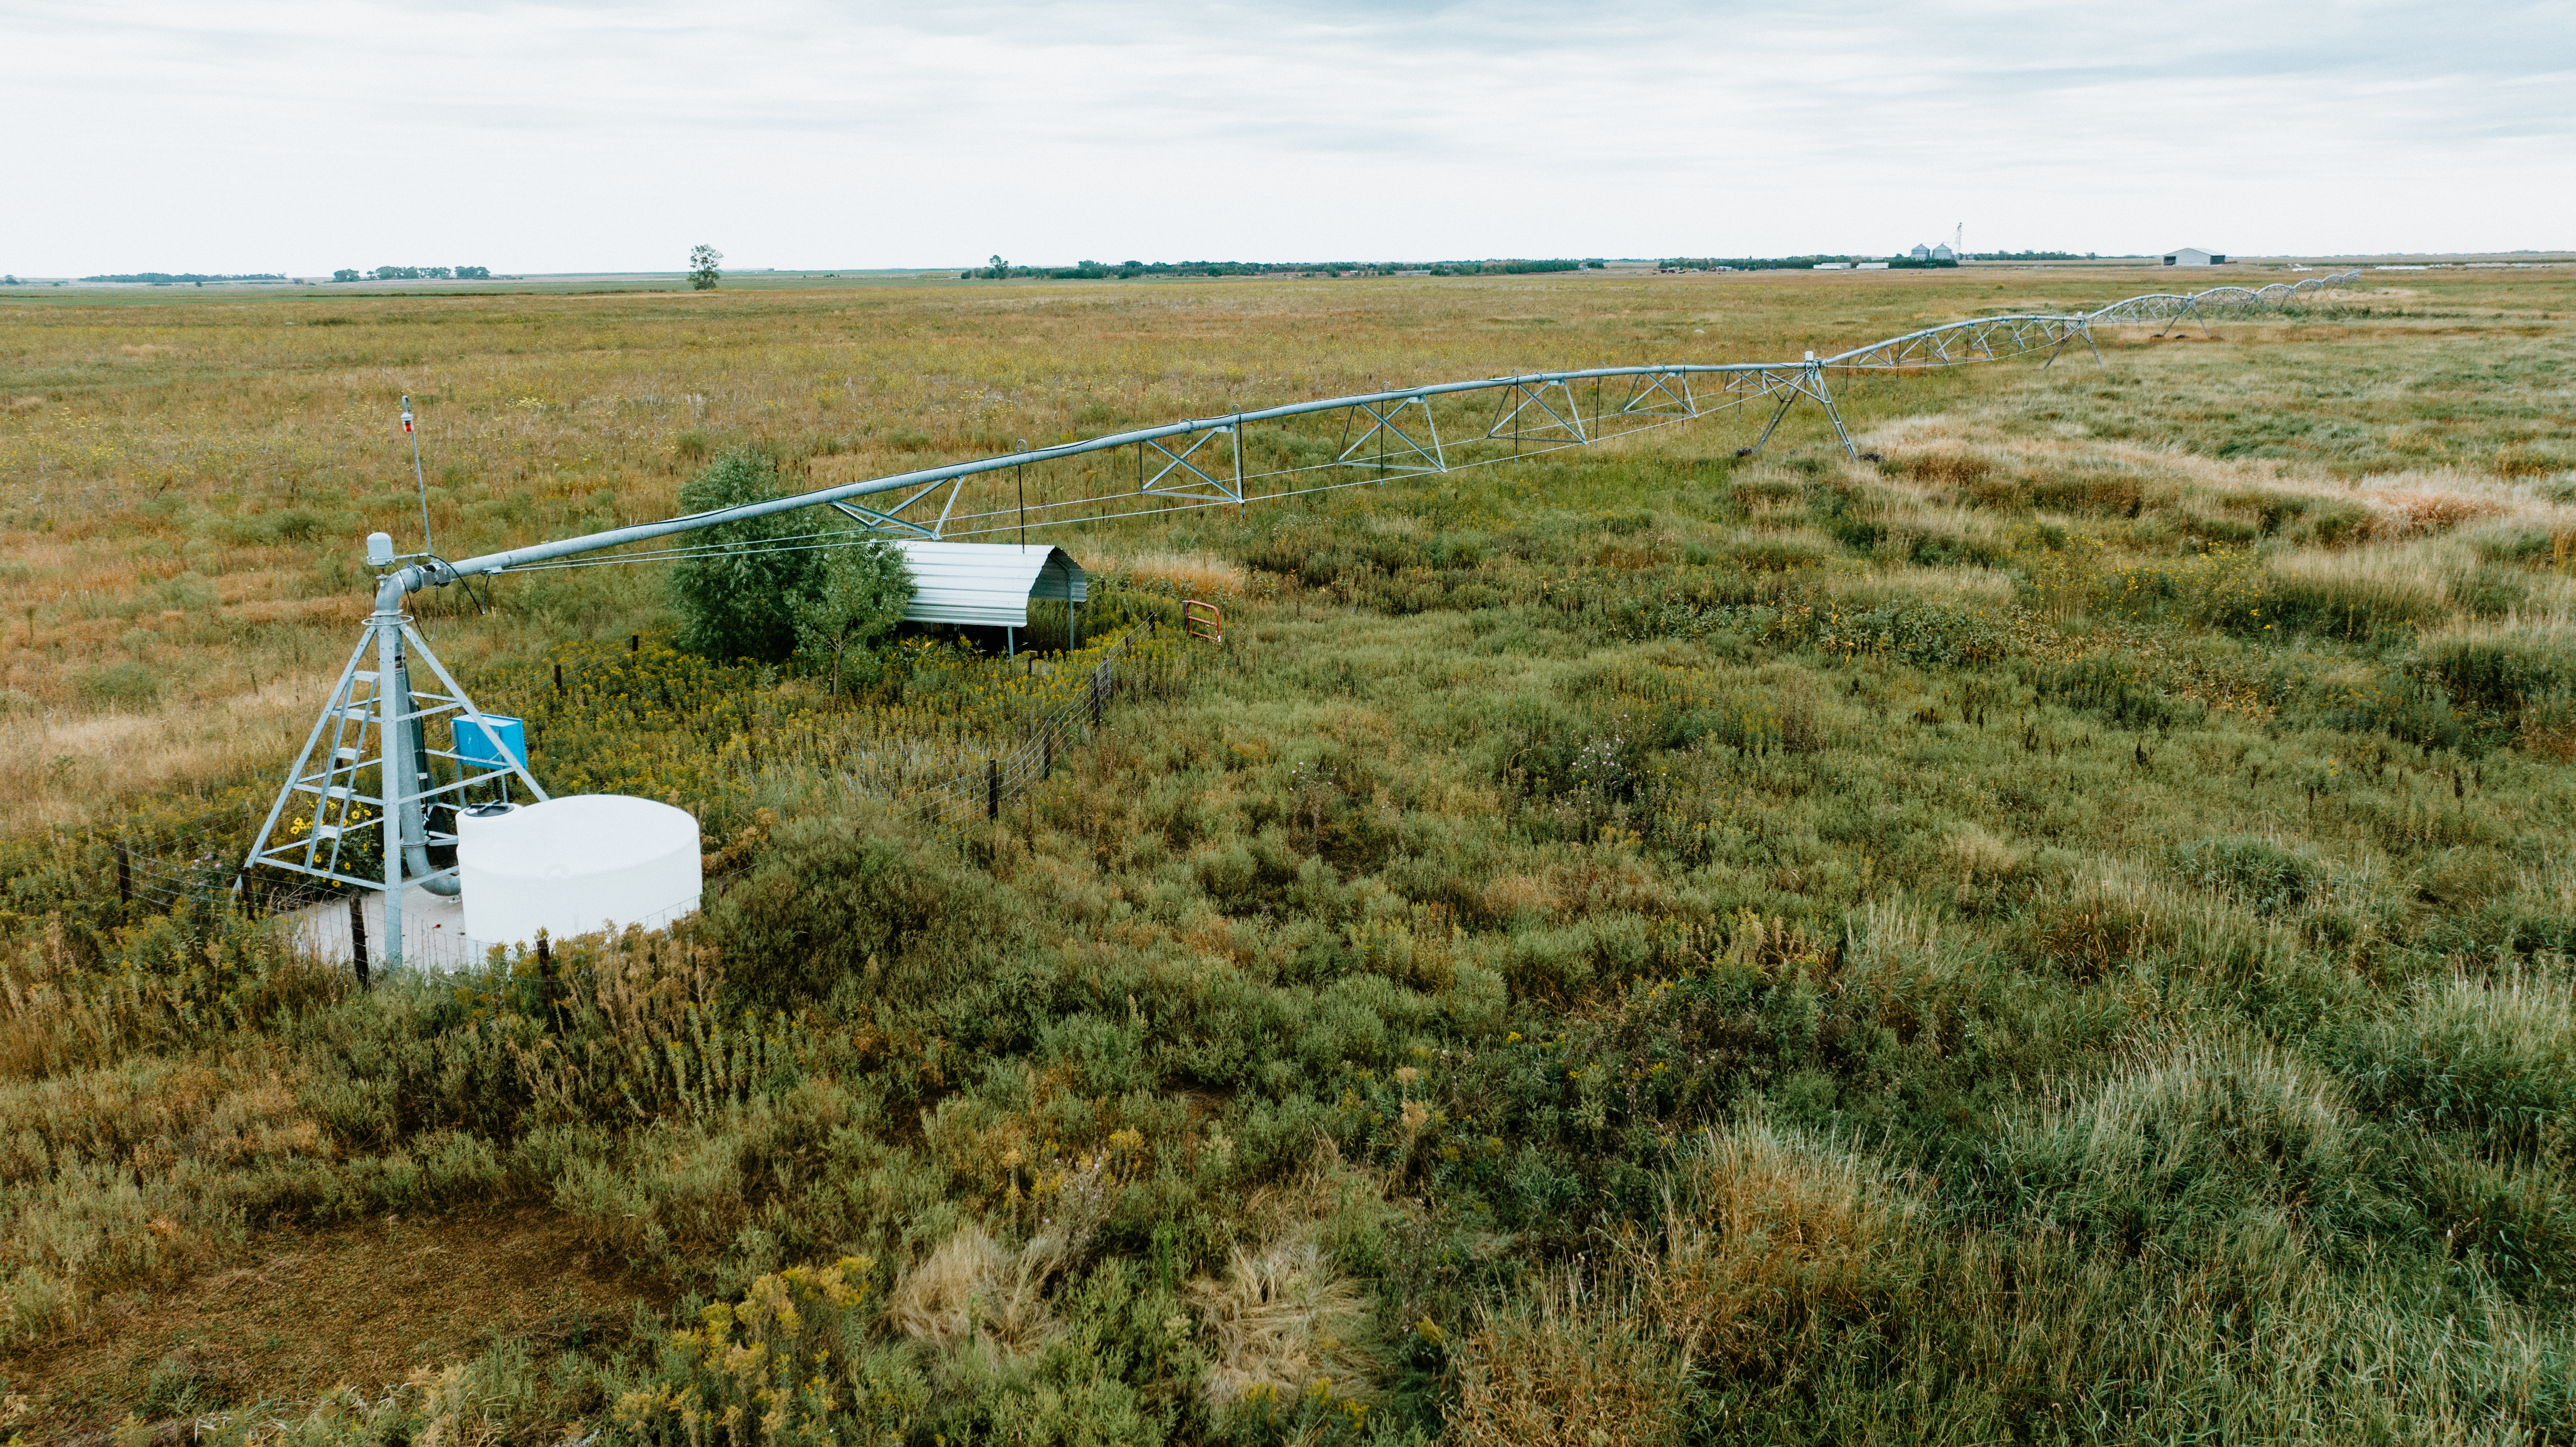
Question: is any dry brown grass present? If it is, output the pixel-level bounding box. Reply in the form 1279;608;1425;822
887;1225;1053;1358
1186;1233;1378;1411
1447;1272;1686;1447
16;263;2553;838
1643;1118;1910;1375
1449;1120;1914;1445
1942;822;2027;885
1087;548;1251;600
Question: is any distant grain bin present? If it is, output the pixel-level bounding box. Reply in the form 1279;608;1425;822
2162;247;2226;266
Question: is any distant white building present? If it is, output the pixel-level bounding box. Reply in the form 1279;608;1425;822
1855;261;1890;271
1813;261;1852;271
1930;243;1955;261
2162;247;2226;266
1910;244;1932;261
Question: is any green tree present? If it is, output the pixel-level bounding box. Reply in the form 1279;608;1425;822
690;244;723;291
792;539;914;694
667;451;818;660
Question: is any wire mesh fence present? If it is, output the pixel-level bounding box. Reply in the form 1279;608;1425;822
892;618;1175;834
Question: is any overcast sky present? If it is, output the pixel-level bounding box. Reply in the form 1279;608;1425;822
4;0;2569;276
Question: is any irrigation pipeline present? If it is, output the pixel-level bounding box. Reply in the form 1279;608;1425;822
389;272;2361;591
217;272;2366;963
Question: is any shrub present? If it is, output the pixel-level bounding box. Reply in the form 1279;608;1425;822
667;450;824;661
791;537;913;694
612;1256;924;1443
707;811;1016;1007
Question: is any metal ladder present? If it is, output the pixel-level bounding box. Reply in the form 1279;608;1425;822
300;667;384;877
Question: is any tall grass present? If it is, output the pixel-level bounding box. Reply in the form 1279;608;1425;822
3;268;2576;1436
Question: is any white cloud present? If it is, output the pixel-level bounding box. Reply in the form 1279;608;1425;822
1;0;2568;274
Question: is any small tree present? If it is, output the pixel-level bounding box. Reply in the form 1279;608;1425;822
792;539;914;694
667;450;819;660
690;244;723;291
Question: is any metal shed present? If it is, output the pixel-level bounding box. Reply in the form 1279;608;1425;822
892;541;1088;647
2162;247;2225;266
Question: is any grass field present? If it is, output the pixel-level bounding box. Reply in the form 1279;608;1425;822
2;265;2575;1442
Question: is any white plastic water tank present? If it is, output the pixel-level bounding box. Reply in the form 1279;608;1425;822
458;795;703;948
455;800;520;845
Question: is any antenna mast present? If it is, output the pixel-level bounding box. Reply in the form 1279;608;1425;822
403;395;433;554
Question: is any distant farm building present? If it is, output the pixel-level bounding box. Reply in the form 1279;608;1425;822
2163;247;2226;266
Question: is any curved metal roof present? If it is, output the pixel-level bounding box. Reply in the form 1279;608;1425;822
893;541;1088;629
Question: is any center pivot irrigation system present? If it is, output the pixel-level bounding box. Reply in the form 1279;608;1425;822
239;273;2358;963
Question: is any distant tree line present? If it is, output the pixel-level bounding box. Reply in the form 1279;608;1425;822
1426;259;1597;276
327;266;493;282
79;273;286;284
964;256;1609;280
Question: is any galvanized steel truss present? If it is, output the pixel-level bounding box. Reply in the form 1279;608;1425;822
408;272;2361;577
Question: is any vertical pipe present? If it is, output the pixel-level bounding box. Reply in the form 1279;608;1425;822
375;613;406;969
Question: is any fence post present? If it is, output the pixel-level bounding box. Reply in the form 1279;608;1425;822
115;842;131;910
1043;726;1053;781
1089;672;1103;727
348;895;370;988
987;758;1000;819
537;931;557;1025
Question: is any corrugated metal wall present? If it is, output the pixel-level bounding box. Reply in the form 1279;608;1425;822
892;542;1088;628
